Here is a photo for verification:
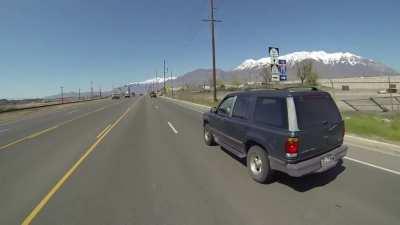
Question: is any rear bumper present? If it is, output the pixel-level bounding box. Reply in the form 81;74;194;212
270;145;348;177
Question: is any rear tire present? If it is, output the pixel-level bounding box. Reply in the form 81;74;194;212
204;124;216;146
247;146;274;183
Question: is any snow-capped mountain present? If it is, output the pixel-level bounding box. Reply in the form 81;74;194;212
131;51;397;90
233;51;396;79
236;51;375;70
134;76;177;85
125;76;177;93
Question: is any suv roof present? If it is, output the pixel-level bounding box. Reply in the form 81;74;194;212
226;87;328;98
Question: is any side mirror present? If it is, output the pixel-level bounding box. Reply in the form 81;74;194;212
210;107;217;113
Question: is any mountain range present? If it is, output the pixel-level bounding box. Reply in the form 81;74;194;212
130;51;398;92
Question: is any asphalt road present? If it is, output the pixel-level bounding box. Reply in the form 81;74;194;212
0;96;399;225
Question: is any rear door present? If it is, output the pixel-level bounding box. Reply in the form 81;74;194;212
294;93;344;160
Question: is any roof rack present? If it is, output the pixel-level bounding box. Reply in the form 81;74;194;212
281;86;319;91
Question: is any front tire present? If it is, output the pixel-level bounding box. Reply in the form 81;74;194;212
204;124;216;146
247;146;274;183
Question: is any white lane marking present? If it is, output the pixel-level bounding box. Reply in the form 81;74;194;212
160;97;207;113
167;121;178;134
346;142;400;157
345;135;400;153
344;156;400;176
154;105;159;110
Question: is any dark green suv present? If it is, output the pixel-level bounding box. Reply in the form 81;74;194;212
203;88;347;183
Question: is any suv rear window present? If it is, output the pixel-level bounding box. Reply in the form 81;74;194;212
294;94;341;129
253;97;287;129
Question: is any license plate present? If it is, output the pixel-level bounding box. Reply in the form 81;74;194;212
321;155;336;167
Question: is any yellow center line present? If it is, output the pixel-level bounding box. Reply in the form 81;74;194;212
21;105;133;225
0;103;119;151
96;124;112;139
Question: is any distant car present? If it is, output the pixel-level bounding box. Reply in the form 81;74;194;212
111;93;120;99
203;87;347;183
124;92;130;98
139;93;143;96
150;91;157;98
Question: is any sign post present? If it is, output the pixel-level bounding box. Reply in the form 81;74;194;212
269;47;280;82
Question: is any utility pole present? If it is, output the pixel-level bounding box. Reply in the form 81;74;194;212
99;87;102;97
78;88;81;100
170;71;173;97
155;71;158;92
163;60;166;94
90;81;93;99
388;72;394;111
203;0;222;102
60;86;64;104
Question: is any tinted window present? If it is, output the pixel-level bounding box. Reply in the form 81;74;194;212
253;97;287;129
218;96;236;116
232;96;250;119
294;94;341;129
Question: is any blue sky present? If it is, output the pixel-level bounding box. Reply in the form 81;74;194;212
1;0;399;99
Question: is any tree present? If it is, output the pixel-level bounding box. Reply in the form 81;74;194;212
306;71;319;86
295;59;318;86
295;61;307;85
259;65;272;87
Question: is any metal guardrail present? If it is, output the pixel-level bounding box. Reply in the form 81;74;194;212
0;97;109;114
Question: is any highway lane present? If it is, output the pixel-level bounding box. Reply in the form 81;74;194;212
155;97;400;224
0;99;111;127
161;97;400;174
12;96;398;225
0;99;121;148
0;97;138;225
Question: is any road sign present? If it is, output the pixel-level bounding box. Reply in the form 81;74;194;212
271;75;280;81
271;64;279;75
269;47;279;59
278;60;287;73
271;64;280;81
269;47;281;82
269;47;280;65
278;59;287;81
279;75;287;81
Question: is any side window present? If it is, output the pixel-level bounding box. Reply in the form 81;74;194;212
218;96;236;116
232;96;250;120
253;97;287;129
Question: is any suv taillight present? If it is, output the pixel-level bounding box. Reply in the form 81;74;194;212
286;137;299;158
